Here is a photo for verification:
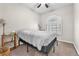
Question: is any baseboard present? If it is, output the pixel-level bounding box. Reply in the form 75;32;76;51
73;43;79;55
58;39;73;44
58;39;79;55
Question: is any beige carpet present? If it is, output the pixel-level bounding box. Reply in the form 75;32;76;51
10;41;78;56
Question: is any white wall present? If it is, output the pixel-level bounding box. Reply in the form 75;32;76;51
0;4;39;47
40;5;74;43
0;4;5;47
0;4;3;19
0;4;4;33
74;4;79;55
4;4;39;34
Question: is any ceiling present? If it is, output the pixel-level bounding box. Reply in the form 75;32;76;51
23;3;73;14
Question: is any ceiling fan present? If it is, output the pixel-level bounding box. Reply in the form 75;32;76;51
37;3;49;8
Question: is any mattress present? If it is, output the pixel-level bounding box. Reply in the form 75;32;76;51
17;30;56;50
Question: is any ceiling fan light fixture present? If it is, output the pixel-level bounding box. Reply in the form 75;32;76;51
45;3;49;8
37;4;41;8
37;3;49;8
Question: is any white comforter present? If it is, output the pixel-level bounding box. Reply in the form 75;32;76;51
17;30;56;50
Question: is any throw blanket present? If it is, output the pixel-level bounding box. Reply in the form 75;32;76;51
17;30;56;50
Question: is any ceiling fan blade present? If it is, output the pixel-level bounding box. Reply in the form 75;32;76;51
37;4;41;8
45;4;48;8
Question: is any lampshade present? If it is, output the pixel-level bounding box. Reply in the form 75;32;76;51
0;18;5;24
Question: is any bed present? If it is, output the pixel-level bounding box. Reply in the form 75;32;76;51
17;30;58;55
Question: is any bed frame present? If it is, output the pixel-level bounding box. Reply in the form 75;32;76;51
18;37;58;56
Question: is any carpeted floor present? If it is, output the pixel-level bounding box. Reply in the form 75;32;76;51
10;41;78;56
